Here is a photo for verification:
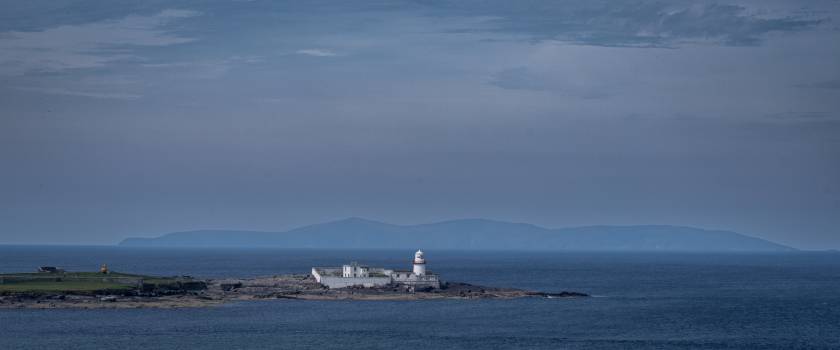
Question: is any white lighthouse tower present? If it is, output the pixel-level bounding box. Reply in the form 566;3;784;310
412;249;426;276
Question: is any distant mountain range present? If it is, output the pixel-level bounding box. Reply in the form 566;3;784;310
118;218;795;252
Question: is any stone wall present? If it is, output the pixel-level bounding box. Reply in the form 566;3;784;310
311;267;341;283
316;276;392;289
392;274;441;289
313;266;441;289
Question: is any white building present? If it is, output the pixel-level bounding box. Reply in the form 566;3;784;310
311;250;441;289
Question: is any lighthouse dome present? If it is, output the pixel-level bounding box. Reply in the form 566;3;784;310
415;250;424;260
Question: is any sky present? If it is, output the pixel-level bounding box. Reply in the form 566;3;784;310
0;0;838;249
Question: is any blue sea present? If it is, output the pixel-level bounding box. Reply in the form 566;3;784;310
1;246;838;349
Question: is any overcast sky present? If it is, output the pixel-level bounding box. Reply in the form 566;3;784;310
1;0;838;249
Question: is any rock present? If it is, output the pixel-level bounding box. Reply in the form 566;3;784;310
181;281;207;291
220;282;243;291
100;296;118;302
535;291;589;298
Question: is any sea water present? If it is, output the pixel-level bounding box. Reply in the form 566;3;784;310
0;246;838;349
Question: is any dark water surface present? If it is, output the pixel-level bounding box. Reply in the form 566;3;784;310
1;246;838;349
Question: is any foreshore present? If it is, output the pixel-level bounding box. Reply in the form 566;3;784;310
0;274;588;309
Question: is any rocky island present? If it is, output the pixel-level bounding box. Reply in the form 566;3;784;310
0;272;587;309
1;251;588;309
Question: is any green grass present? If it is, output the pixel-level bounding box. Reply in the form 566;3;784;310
0;281;133;292
0;271;184;294
0;272;148;279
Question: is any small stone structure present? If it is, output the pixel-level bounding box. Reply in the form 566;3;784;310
312;250;441;289
37;266;64;273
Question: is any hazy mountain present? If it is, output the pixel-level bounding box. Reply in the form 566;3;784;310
119;218;795;251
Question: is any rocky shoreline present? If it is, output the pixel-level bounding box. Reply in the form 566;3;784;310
0;274;588;309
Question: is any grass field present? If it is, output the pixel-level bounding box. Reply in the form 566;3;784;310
0;271;176;293
0;281;134;292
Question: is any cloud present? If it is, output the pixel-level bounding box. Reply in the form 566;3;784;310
490;67;558;91
156;9;201;19
295;49;338;57
140;55;264;79
489;67;609;99
443;2;823;47
0;10;200;76
795;79;840;90
14;87;142;100
764;111;836;121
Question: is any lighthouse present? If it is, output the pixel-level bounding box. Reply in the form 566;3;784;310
311;249;440;289
413;249;426;276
